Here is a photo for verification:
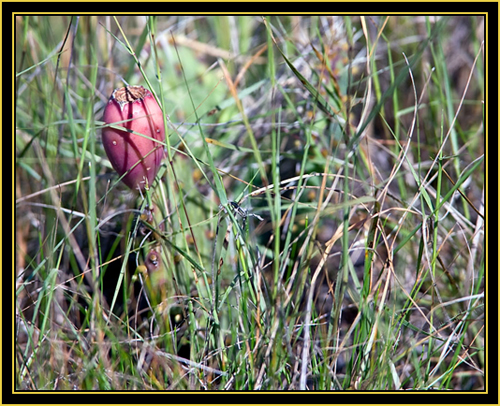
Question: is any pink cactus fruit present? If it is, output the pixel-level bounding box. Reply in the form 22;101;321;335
102;86;165;191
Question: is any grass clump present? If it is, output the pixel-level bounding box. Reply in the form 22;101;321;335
15;15;484;391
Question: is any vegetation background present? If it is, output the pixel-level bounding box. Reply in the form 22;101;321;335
15;15;484;391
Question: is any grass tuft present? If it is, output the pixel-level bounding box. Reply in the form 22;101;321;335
15;15;484;391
